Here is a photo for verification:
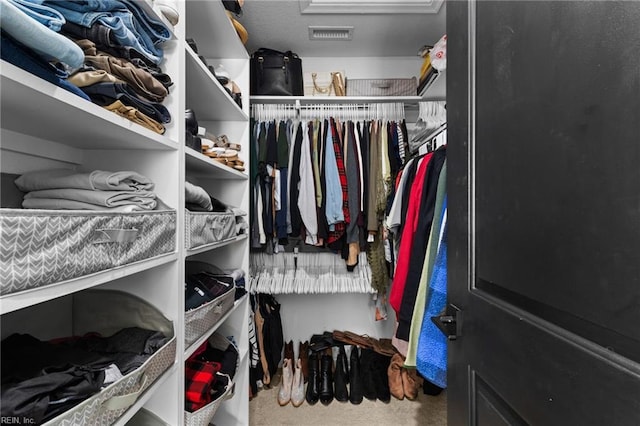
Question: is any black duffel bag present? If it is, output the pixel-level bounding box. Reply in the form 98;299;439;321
250;48;303;96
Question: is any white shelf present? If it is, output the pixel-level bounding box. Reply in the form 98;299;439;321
185;1;249;60
184;294;249;359
113;363;179;426
185;147;248;180
185;47;248;122
0;252;178;314
0;61;179;151
420;70;446;100
250;95;423;104
186;234;249;257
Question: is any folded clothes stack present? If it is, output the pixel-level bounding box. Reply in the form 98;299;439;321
14;169;164;212
0;0;174;134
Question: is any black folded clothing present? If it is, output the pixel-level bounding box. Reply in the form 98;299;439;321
185;273;234;310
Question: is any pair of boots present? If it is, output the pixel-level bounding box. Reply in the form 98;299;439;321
278;358;305;406
285;340;309;382
359;348;392;403
388;353;423;400
278;340;308;406
306;347;338;405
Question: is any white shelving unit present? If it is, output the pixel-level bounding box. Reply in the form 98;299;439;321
184;1;251;425
0;1;250;425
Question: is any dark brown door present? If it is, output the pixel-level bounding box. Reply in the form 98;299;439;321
447;2;640;424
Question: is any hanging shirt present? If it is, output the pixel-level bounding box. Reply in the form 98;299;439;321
298;121;318;245
286;119;297;235
311;120;323;208
380;120;391;195
289;122;304;237
367;120;381;233
344;120;361;244
327;117;349;245
386;157;416;232
324;119;343;226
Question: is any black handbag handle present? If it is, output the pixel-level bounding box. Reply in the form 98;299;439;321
252;48;299;59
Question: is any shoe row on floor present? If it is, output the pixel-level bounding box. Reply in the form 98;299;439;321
275;330;439;407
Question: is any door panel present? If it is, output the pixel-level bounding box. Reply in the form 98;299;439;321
474;373;527;426
474;0;640;347
447;1;640;424
468;296;640;424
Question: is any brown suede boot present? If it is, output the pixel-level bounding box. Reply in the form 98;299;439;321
284;340;294;363
402;367;423;400
388;353;405;400
299;341;309;383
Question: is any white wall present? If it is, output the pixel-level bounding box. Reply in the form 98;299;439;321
301;56;422;79
276;293;396;346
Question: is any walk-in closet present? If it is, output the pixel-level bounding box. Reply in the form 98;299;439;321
2;1;639;425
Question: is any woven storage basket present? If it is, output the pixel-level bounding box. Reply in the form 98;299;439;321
41;290;177;426
0;208;176;295
184;333;239;426
346;77;417;97
184;287;235;347
185;209;236;250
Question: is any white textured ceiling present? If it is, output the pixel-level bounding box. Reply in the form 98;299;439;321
238;0;447;58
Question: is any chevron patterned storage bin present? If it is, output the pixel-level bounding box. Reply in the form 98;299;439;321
184;333;238;426
0;209;176;295
184;286;235;347
185;210;236;250
42;290;176;426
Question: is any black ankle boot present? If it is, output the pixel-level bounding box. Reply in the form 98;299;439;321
360;348;377;401
185;109;199;135
348;346;363;404
334;346;349;402
372;352;391;403
305;352;320;405
319;352;334;405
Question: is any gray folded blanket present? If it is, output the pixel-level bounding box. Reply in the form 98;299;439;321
15;169;155;192
24;188;157;210
22;198;150;212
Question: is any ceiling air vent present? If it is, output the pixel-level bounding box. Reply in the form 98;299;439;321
308;26;354;41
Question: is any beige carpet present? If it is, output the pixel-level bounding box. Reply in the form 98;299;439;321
249;370;447;426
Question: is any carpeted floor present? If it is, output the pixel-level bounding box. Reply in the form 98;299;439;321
249;370;447;426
